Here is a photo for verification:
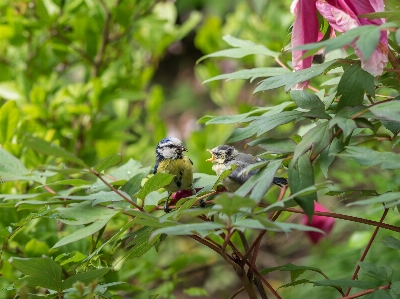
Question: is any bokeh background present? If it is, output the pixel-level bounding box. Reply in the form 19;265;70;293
1;0;400;298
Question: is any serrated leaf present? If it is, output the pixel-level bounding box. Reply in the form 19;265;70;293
136;173;175;200
290;90;325;110
289;154;316;221
382;236;400;250
62;268;109;290
313;278;377;289
0;100;20;144
338;146;400;169
11;257;62;291
337;62;375;110
293;121;332;163
248;138;296;154
23;135;86;167
254;60;337;93
203;67;290;84
93;154;122;173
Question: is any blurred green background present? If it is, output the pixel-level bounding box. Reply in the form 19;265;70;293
1;0;400;298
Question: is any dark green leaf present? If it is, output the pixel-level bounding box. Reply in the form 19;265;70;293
302;107;332;119
213;194;256;215
203;67;290;84
254;60;337;93
337;62;375;110
293;121;332;163
319;135;345;178
125;227;159;259
382;236;400;250
278;279;312;289
288;154;316;221
290;90;325;110
23;135;87;167
11;257;62;291
136;173;175;200
382;121;400;135
392;281;400;295
93;154;122;173
359;262;391;282
62;268;110;290
121;173;145;197
330;113;357;139
227;111;302;143
248;137;296;154
338;146;400;169
234;160;283;202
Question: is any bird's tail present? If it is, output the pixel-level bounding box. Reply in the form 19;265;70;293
273;177;288;187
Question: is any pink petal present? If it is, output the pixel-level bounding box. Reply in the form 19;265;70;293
301;202;335;244
316;1;360;32
355;33;388;76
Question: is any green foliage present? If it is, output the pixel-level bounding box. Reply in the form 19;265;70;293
1;0;400;298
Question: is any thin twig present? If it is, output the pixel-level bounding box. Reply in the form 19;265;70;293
387;49;400;83
344;207;389;296
229;287;245;299
340;285;390;299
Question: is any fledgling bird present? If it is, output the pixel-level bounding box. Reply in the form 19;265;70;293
154;137;194;212
206;145;287;192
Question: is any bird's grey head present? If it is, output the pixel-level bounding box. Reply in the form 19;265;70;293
206;145;238;164
156;137;187;161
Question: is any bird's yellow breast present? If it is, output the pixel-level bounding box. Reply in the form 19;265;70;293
156;157;193;192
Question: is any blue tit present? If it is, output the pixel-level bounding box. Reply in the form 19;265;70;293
206;145;287;192
154;137;194;212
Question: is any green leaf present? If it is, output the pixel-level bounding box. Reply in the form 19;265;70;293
278;279;312;289
248;138;296;154
203;67;290;84
260;263;324;278
62;268;109;290
125;226;159;258
121;173;145;197
293;122;332;163
232;218;283;231
329;107;359;139
0;100;20;144
338;146;400;169
313;278;378;289
197;35;280;63
136;173;175;200
183;287;208;296
11;257;62;291
337;62;375;110
288;154;316;221
213;194;256;215
227;111;302;143
0;148;43;183
396;28;400;44
382;121;400;135
355;26;381;60
319;135;345;178
52;214;116;249
392;281;400;295
53;191;126;205
93;154;122;173
347;192;400;207
290;90;325;110
382;236;400;250
369;99;400;122
234;160;283;202
56;202;118;225
205;108;266;125
151;222;224;239
23;135;87;167
254;60;337;93
359;262;391;282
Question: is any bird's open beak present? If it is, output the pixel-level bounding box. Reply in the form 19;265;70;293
206;149;215;162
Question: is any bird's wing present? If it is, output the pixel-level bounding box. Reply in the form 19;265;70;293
153;162;159;174
227;160;259;185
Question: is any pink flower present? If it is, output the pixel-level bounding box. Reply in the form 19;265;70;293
291;0;388;89
301;202;335;244
170;188;202;205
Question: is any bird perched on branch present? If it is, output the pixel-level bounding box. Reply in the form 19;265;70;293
206;145;287;192
154;137;194;212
